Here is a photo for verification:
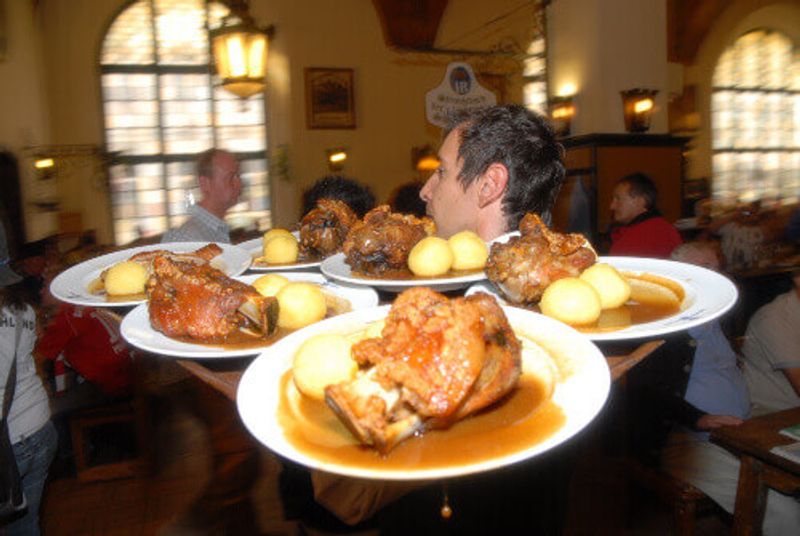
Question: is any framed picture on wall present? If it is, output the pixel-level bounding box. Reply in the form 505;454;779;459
305;67;356;129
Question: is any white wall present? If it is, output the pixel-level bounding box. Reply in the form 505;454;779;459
548;0;669;134
0;0;54;240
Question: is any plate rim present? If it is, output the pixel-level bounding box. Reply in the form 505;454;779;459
119;272;379;359
236;303;610;480
50;241;251;307
467;256;739;341
238;236;323;272
320;252;487;290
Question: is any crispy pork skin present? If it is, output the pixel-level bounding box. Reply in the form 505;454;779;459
325;287;521;453
299;199;358;258
486;213;596;305
342;205;435;276
146;256;278;341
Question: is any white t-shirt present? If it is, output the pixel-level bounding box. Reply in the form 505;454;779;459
742;290;800;415
1;303;51;442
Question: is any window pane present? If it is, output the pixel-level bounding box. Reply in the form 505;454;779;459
109;163;163;193
214;96;264;126
101;1;154;65
162;100;211;128
217;126;265;152
104;100;159;129
164;127;213;153
103;74;157;101
154;0;209;65
107;128;162;155
160;74;211;101
712;29;799;205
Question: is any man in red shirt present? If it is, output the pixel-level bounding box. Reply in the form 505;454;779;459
609;172;682;258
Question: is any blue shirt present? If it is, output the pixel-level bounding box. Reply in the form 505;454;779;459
684;321;750;420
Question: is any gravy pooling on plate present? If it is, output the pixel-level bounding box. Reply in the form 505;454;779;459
276;329;567;470
351;267;483;281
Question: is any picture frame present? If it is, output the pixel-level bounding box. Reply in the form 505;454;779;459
305;67;356;129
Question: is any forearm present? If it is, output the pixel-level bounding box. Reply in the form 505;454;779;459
782;367;800;397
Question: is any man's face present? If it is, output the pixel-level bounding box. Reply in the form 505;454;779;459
419;128;480;238
610;182;646;225
206;152;242;210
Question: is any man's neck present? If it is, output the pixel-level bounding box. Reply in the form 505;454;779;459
197;199;226;220
476;203;509;241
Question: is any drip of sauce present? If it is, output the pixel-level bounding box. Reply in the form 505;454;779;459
277;371;566;471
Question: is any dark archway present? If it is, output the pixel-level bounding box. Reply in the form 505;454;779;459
0;151;26;257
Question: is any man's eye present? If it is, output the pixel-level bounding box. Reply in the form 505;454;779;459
436;167;444;176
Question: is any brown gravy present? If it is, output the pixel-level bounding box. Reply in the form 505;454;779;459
277;372;565;471
519;297;680;333
352;267;483;281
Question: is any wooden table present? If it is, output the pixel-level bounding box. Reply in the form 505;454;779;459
711;407;800;535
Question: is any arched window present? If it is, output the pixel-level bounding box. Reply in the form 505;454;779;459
711;29;799;206
101;0;270;244
523;9;547;115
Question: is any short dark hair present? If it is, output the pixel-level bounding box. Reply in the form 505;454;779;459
196;148;231;179
446;104;565;231
301;175;376;218
618;172;658;211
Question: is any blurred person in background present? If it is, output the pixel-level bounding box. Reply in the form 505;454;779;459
608;172;682;258
1;223;57;536
741;270;800;416
162;148;242;244
388;181;427;217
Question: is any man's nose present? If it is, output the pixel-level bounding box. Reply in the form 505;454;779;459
419;176;434;202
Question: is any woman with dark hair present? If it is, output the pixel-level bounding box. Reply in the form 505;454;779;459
1;224;57;535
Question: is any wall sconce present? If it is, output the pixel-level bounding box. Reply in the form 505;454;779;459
411;145;440;173
326;147;348;171
210;0;275;99
34;158;54;169
620;88;659;133
549;96;575;137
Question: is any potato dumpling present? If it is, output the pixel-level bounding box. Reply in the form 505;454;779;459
263;234;299;265
252;274;290;297
448;230;488;270
292;334;357;401
540;277;602;326
626;276;681;308
579;263;631;309
262;228;295;249
104;261;148;296
276;282;327;330
408;236;453;276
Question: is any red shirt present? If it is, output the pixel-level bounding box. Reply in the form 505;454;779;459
35;305;133;396
610;216;683;259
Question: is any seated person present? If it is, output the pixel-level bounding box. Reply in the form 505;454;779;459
703;199;782;272
301;175;376;219
741;270;800;415
608;172;682;258
656;242;800;534
35;269;134;400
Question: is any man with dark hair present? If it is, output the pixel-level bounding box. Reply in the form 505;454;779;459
420;104;565;240
301;175;376;218
609;172;682;258
162;148;242;243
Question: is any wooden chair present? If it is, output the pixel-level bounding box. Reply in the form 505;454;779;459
65;310;153;483
622;458;715;535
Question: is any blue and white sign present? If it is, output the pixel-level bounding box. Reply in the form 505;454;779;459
425;62;497;128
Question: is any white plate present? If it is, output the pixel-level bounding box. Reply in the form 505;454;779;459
50;242;252;308
237;304;609;480
466;256;739;341
320;252;486;293
120;273;379;359
239;235;322;272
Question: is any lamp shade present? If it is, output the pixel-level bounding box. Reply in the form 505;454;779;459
620;88;658;133
210;9;271;99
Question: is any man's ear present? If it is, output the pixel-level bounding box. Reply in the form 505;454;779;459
477;163;509;208
198;175;211;195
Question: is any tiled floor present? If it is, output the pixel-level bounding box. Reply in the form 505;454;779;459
40;396;729;536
